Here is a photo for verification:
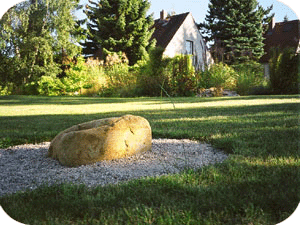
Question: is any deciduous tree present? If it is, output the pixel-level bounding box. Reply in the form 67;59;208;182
0;0;83;92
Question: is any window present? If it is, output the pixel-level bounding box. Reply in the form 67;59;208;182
185;40;193;55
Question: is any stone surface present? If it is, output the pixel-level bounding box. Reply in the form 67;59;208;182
1;139;228;197
222;89;239;97
197;88;239;97
48;115;152;167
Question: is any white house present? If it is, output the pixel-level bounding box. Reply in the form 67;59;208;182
151;10;213;71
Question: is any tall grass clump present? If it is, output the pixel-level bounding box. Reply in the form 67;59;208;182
80;58;106;96
269;47;299;94
99;52;138;97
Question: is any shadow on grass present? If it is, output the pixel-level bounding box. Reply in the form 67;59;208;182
1;102;298;158
0;160;299;224
0;95;171;106
0;95;299;106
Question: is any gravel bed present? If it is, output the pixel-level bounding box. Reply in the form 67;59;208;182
0;139;228;197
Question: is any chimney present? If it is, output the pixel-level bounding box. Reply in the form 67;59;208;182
160;10;167;21
269;17;275;31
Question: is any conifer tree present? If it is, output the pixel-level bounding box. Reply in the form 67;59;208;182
200;0;273;64
82;0;155;65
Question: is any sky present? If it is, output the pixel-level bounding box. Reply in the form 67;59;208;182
77;0;299;24
0;0;299;23
149;0;298;22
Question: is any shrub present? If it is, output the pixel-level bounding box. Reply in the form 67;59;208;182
63;56;107;96
37;56;106;96
0;85;12;96
232;61;266;95
269;47;299;94
136;47;172;96
248;83;272;95
198;61;271;96
169;55;197;96
37;64;66;96
199;63;237;96
38;75;65;96
62;56;92;94
137;48;199;97
37;75;65;96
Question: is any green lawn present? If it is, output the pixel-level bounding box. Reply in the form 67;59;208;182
0;95;299;224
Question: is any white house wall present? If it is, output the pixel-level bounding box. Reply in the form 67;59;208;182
163;13;209;70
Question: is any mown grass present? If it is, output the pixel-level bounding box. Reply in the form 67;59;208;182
0;95;299;224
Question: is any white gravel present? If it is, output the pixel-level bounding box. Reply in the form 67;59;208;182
0;139;228;197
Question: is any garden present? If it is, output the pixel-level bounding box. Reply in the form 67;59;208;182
0;0;299;223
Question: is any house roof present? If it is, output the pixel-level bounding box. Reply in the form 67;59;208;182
151;12;190;49
260;19;300;63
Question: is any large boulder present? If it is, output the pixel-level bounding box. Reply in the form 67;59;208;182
48;115;152;167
